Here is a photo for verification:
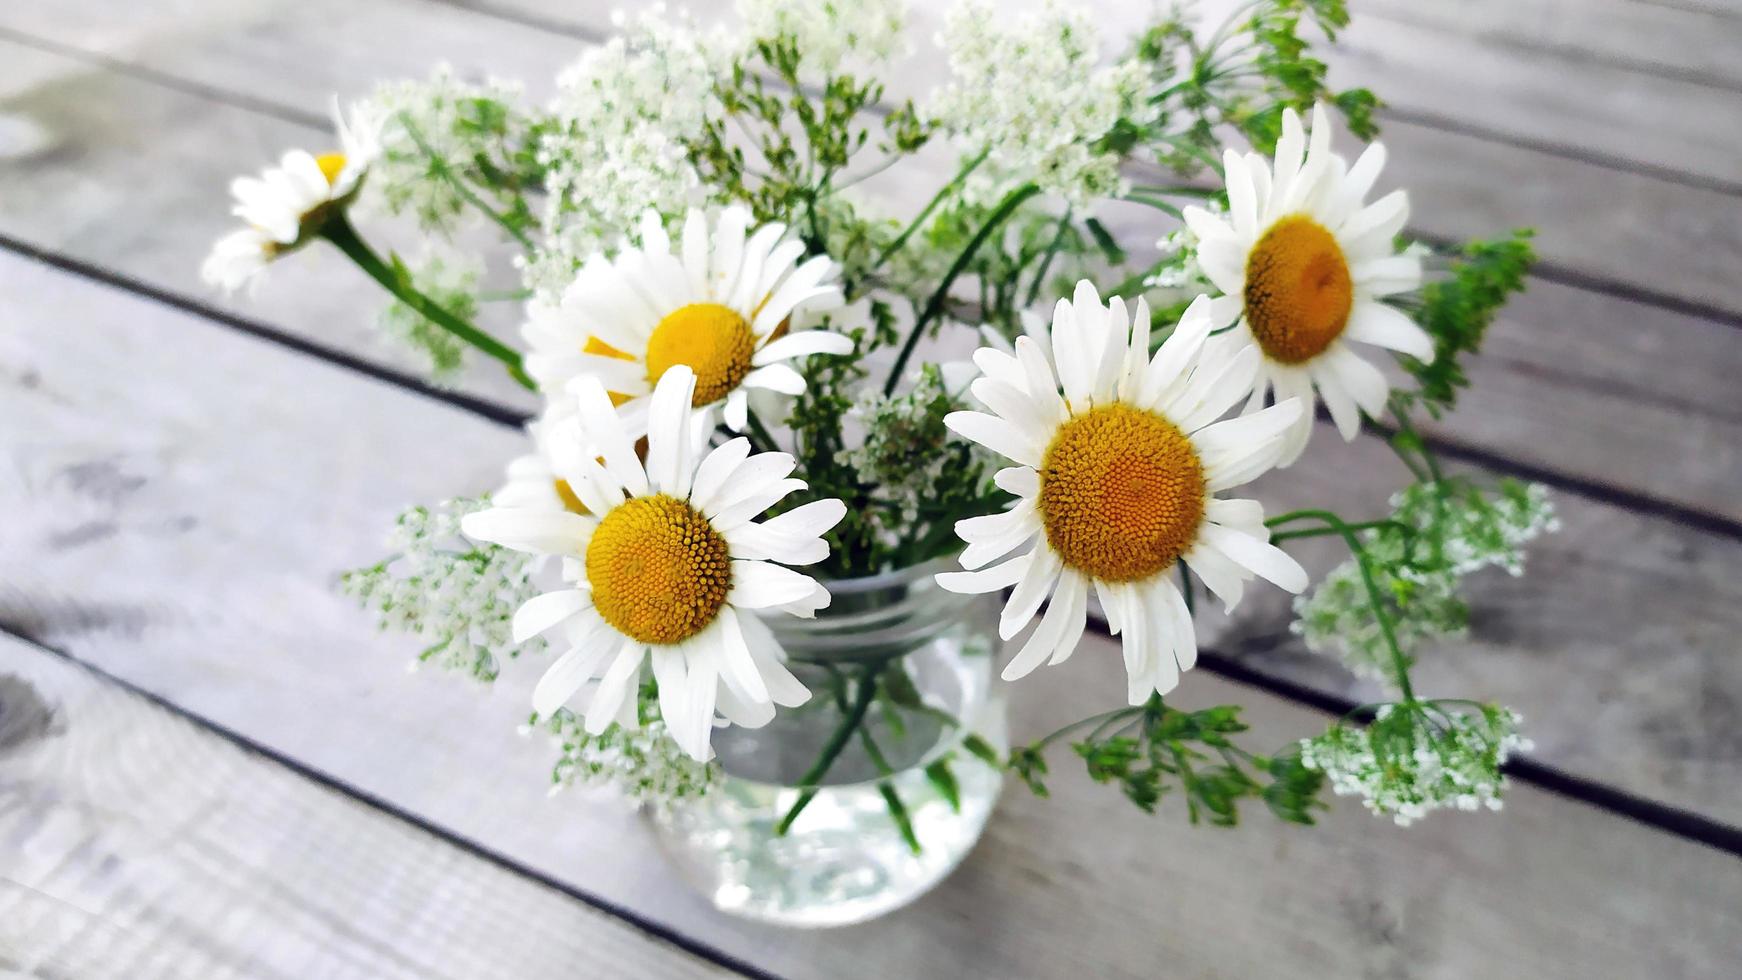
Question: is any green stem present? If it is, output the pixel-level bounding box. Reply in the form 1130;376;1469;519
1023;208;1074;308
1268;509;1416;702
322;214;534;390
857;728;921;853
745;410;781;454
883;183;1040;395
1269;519;1407;543
872;147;989;270
396;112;534;250
774;664;883;836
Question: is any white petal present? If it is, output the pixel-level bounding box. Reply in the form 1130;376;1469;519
714;606;769;704
1198;524;1308;592
531;640;613;718
754;330;853;365
585;641;646;735
1323;344;1391;417
1183;543;1246;614
728;560;822;609
937;551;1032;594
999;546;1063;641
1045;571;1091;666
644;366;696;494
512;590;589;643
757;498;847;539
737;612;811;706
461;508;589;556
570;376;649;497
993;466;1039;498
689;438;753;514
710;478;808;531
957;499;1039;570
1051;296;1093;406
944;411;1042;467
741;363;806;395
1343;301;1433;360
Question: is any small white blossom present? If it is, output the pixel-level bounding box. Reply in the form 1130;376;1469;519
927;0;1150;206
539;699;717;802
1299;703;1531;826
341;498;541;681
359;66;531;233
374;249;483;384
527;6;724;296
738;0;911;78
1293;481;1558;686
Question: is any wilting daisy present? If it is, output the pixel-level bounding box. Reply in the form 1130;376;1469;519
939;282;1309;703
201;101;383;292
1183;103;1431;465
461;366;845;761
522;206;849;434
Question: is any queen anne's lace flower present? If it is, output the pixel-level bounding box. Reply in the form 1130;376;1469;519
527;7;723;296
738;0;910;77
539;701;716;801
341;498;542;682
1299;704;1530;826
928;0;1150;206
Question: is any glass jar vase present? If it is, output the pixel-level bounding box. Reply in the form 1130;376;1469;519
645;560;1006;927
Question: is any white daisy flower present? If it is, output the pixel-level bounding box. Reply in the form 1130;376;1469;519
522;206;850;434
461;366;846;761
201;100;384;292
493;407;594;516
1184;104;1432;466
938;282;1310;704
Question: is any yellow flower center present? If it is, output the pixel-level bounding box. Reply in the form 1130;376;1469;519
586;494;732;645
1242;215;1353;364
645;303;756;405
1038;404;1207;583
314;152;348;187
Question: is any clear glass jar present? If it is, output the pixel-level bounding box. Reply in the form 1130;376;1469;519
645;560;1006;927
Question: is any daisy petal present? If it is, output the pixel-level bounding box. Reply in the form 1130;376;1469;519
1199;524;1308;593
512;589;589;643
729;560;823;609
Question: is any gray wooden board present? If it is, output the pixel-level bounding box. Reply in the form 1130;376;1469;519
0;632;743;980
1;256;1740;977
1;14;1738;525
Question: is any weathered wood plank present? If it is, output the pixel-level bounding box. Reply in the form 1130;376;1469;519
4;251;1740;976
1357;0;1742;92
2;18;1738;526
0;633;740;979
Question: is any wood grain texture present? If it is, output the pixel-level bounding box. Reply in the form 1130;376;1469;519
0;633;740;980
2;5;1738;526
1;257;1739;978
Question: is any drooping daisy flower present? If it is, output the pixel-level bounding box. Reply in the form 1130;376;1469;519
523;206;849;434
201;101;384;292
1184;104;1432;466
461;366;845;761
939;282;1309;703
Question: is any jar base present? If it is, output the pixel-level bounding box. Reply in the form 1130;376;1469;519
647;759;1003;928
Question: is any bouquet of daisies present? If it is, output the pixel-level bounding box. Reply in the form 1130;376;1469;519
206;0;1554;833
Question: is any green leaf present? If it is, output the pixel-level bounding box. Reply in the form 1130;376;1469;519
925;758;962;812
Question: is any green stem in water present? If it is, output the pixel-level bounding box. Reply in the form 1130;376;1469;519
857;727;921;853
883;183;1040;395
872;147;989;270
322;213;534;390
774;663;883;836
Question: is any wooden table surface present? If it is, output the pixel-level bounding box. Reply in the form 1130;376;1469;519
2;1;1739;976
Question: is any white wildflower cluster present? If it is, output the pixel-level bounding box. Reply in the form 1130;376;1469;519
738;0;910;78
927;0;1150;207
538;697;716;802
341;498;541;681
837;365;982;526
526;6;723;296
1294;480;1557;686
360;66;530;233
374;249;482;384
1299;703;1531;826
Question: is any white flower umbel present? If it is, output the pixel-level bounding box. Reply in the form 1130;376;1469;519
928;0;1149;207
529;7;722;295
1299;704;1531;826
939;282;1309;703
201;101;384;292
738;0;911;77
462;366;847;762
1184;104;1430;466
524;206;849;434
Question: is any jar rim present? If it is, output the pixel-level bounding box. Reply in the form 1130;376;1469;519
810;555;956;596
